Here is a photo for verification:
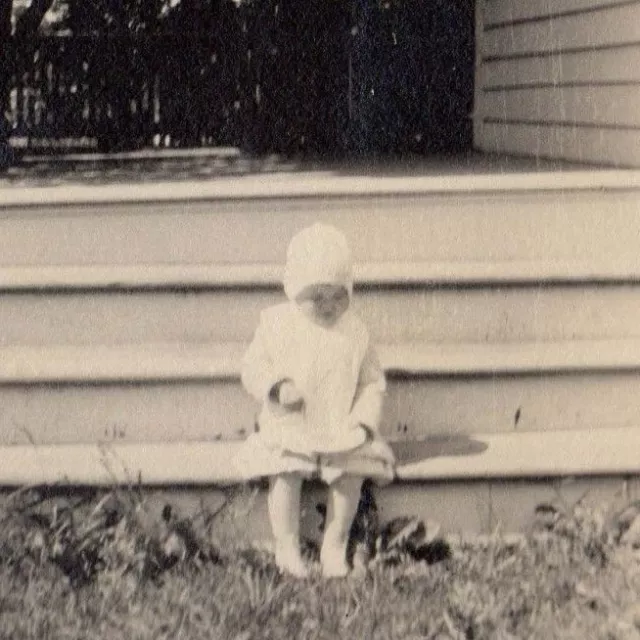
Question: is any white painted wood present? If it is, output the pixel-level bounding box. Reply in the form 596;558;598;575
0;382;256;446
483;5;640;58
0;343;243;383
484;0;640;28
2;167;640;208
2;191;640;267
385;340;640;375
0;263;285;290
6;282;640;345
385;372;640;436
487;477;634;533
375;482;493;537
396;427;640;480
131;479;630;542
476;122;640;166
3;342;640;442
3;367;640;443
6;257;640;292
3;339;640;384
479;48;640;88
480;86;640;128
0;426;636;486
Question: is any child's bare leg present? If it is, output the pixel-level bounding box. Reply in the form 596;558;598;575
268;473;309;578
321;475;363;578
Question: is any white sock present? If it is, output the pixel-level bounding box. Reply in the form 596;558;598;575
321;475;363;578
268;474;309;578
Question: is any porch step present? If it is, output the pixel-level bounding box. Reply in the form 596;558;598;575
4;269;640;346
1;168;638;535
6;257;640;290
4;339;640;383
0;428;637;537
2;340;640;446
2;188;640;269
0;425;637;486
3;168;639;205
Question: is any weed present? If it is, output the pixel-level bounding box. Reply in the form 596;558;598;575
0;486;638;640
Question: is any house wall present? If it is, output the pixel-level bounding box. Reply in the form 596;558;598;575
474;0;640;166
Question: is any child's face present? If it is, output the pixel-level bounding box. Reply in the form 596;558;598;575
295;284;350;327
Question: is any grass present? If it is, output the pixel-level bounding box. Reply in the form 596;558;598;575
0;485;639;640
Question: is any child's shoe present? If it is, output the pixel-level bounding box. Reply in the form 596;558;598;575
275;542;310;578
320;545;350;578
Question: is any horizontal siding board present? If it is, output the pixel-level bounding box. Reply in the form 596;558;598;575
479;47;640;88
484;0;640;28
480;85;640;128
483;4;640;58
475;121;640;166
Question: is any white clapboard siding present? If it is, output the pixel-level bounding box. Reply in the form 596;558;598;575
483;4;640;58
480;86;640;128
475;0;640;166
477;122;640;166
479;48;640;89
484;0;640;27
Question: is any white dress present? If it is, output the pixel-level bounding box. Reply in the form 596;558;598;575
237;303;395;484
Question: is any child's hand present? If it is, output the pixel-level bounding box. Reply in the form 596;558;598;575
367;438;396;465
273;379;304;410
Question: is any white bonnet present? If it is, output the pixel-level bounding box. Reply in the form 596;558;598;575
283;223;353;301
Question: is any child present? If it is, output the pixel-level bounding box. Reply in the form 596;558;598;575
240;223;395;578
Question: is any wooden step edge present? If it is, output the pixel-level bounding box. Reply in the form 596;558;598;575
394;427;640;481
0;343;244;384
0;426;636;487
18;146;244;163
2;339;640;384
2;169;640;207
384;340;640;376
4;258;640;291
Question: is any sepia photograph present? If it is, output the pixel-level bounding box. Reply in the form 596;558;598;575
0;0;639;637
